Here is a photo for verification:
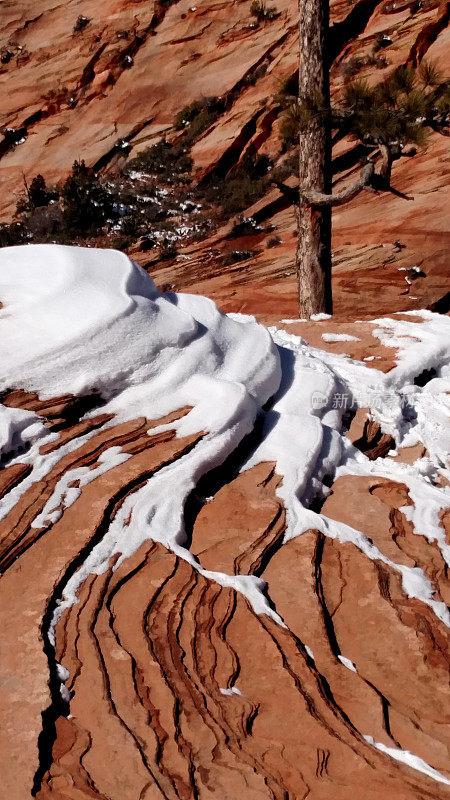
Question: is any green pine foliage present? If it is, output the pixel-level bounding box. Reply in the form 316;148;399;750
341;64;445;146
124;141;193;182
174;100;208;131
28;175;54;208
280;103;309;148
276;72;299;101
0;221;26;247
279;62;450;150
61;161;114;233
174;97;226;147
73;15;90;34
280;91;326;147
218;147;272;215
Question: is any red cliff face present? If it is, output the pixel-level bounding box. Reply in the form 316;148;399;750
1;393;449;799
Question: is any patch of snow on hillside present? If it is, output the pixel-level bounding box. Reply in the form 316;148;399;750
244;316;450;627
338;655;357;672
220;686;243;697
364;735;450;785
322;332;360;342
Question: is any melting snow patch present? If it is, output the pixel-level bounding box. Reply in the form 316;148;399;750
31;446;130;528
60;684;71;703
338;655;357;673
56;662;71;703
56;663;69;682
220;686;243;697
322;332;360;343
364;735;450;786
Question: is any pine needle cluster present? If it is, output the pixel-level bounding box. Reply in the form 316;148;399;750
279;62;449;149
341;63;447;146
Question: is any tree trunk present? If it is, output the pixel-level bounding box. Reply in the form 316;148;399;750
296;0;332;317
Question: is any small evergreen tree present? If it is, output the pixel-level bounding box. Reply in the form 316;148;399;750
61;161;113;234
73;15;90;34
27;175;58;208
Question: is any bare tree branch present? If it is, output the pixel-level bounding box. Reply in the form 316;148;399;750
371;143;415;199
299;160;375;206
274;160;374;207
274;142;419;208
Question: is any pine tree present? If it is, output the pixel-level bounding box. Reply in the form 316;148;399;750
61;161;113;234
276;0;449;317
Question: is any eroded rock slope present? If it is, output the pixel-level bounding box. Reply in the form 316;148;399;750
1;0;449;317
0;245;449;799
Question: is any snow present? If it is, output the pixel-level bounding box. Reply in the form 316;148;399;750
0;244;279;440
31;446;131;529
322;332;360;343
2;245;450;782
60;685;71;703
0;245;282;638
56;662;70;703
1;245;450;700
1;247;449;633
364;736;450;786
0;405;46;460
56;663;69;682
243;317;450;627
310;313;332;321
220;686;243;697
1;250;449;611
338;655;357;672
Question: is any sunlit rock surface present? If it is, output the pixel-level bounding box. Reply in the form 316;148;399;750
0;245;449;798
0;0;449;317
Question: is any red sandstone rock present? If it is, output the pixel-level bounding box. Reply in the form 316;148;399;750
0;413;202;800
0;368;449;800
